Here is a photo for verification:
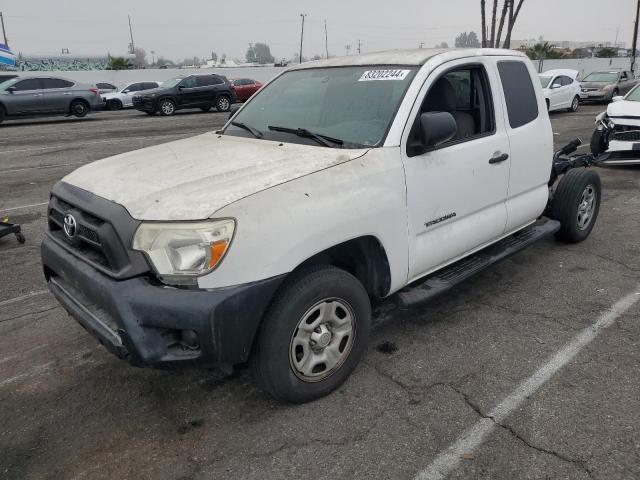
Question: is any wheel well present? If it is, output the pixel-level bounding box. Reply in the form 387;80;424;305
295;236;391;298
107;98;122;105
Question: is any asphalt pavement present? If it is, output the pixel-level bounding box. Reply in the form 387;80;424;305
0;105;639;480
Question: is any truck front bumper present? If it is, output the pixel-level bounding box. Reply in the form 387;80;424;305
42;236;284;367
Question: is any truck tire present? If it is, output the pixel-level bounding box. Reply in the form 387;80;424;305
551;169;601;243
70;100;89;118
106;99;123;111
252;265;371;403
590;128;607;155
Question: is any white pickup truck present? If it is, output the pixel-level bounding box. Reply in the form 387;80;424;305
42;48;601;403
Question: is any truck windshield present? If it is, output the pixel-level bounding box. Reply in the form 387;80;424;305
582;72;619;83
224;66;417;148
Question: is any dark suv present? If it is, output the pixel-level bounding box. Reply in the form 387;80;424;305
132;74;236;116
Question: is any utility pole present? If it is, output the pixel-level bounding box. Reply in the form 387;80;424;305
324;19;329;58
128;15;135;55
632;0;640;74
345;45;351;56
0;11;8;47
357;39;362;55
299;13;307;64
419;42;424;49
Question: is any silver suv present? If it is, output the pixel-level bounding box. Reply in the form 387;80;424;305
0;76;103;124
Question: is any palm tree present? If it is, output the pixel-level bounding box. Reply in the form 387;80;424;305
107;56;131;70
526;42;564;60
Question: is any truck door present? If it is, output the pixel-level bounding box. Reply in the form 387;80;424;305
495;59;554;233
400;59;510;282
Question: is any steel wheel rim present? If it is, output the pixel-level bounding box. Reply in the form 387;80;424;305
289;298;356;382
577;184;596;230
161;101;174;114
218;98;229;110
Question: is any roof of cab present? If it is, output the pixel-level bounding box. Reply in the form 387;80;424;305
288;48;526;70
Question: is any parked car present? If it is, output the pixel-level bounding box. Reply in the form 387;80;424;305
231;78;263;102
0;73;17;83
579;69;639;103
590;83;640;164
102;81;161;110
0;76;102;124
96;82;117;94
539;69;581;112
132;74;235;115
42;49;601;403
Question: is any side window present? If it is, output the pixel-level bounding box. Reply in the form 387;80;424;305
13;78;42;91
497;60;539;129
41;78;74;89
210;75;224;85
560;76;573;86
408;64;495;155
621;72;628;80
126;83;142;92
180;76;197;88
144;82;158;90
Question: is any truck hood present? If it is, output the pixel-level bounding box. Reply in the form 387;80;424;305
62;133;369;220
607;99;640;126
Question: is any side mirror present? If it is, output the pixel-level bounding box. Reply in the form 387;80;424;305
552;83;562;89
178;85;185;90
420;111;457;148
612;95;624;102
6;86;15;93
122;90;130;94
228;104;240;119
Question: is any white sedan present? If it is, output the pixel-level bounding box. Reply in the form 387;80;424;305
590;84;640;165
539;69;581;112
101;81;161;110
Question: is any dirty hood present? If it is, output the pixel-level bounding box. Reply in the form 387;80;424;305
63;133;369;220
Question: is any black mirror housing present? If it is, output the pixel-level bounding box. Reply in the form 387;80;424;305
420;111;457;148
6;86;16;93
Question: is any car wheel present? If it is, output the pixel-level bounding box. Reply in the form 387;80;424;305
590;128;607;155
551;169;601;243
70;100;89;118
107;99;123;111
200;106;212;112
568;95;580;112
159;99;176;116
216;96;231;112
252;265;371;403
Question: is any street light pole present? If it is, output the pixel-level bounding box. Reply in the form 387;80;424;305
299;14;307;64
632;0;640;74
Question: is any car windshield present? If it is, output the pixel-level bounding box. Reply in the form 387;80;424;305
225;66;417;148
626;85;640;102
583;72;619;83
539;76;552;88
162;77;184;88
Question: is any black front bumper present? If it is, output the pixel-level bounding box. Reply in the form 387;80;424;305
42;236;284;367
132;97;156;113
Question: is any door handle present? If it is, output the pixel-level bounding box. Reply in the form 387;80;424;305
62;92;73;95
489;153;509;164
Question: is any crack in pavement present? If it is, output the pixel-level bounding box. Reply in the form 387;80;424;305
0;306;59;324
449;385;595;479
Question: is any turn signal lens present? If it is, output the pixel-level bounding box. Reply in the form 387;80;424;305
209;240;229;269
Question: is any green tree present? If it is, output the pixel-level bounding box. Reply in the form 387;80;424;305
107;56;132;70
526;42;564;60
596;47;617;58
455;31;481;48
246;43;275;64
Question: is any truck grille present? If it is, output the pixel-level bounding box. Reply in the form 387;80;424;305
612;130;640;142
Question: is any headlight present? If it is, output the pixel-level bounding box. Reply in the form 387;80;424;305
133;219;235;284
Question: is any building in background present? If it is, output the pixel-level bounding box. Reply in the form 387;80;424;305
0;43;16;70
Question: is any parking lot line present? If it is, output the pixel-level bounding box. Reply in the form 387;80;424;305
0;290;49;308
0;201;48;213
415;288;640;480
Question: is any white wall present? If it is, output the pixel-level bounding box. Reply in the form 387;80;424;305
534;57;640;78
12;66;285;85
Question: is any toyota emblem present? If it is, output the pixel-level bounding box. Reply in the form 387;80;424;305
63;214;77;239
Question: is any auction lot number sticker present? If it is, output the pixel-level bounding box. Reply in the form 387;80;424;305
359;69;411;81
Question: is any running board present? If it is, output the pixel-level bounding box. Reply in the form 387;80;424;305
395;220;561;309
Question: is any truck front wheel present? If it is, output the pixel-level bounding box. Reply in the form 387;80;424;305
252;265;371;403
551;169;601;243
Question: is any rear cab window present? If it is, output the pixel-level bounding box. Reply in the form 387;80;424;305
497;60;539;129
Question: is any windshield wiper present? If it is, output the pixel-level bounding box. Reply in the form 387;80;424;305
268;125;345;148
231;121;263;139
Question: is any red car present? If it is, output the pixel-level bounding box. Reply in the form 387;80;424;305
231;78;263;102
